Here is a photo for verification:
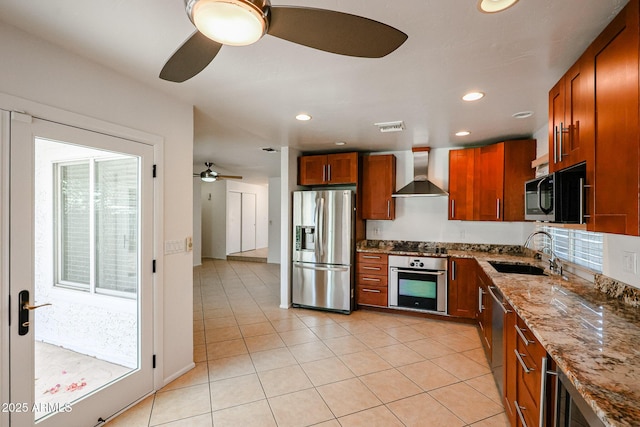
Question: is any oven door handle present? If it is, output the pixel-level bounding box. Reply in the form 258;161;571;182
390;268;445;275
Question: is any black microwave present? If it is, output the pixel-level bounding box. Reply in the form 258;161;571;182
524;162;586;223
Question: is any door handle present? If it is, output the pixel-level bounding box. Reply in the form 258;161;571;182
18;290;52;336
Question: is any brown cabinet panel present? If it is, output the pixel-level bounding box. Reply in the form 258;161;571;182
447;257;477;318
503;301;517;427
362;155;396;220
448;149;475;220
298;152;359;185
356;253;388;307
475;144;505;221
449;140;535;222
476;268;492;361
549;52;594;172
589;0;640;236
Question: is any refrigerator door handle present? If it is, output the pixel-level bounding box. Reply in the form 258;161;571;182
318;197;325;257
314;199;321;255
293;263;349;273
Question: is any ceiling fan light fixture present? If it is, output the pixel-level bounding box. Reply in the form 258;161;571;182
477;0;519;13
188;0;268;46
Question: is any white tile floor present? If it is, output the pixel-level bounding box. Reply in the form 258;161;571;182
108;259;508;426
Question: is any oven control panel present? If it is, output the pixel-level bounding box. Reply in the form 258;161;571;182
388;255;447;271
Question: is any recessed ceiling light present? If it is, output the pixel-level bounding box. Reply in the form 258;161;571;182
512;111;534;119
456;131;471;137
335;141;346;146
462;92;485;101
477;0;519;13
296;113;312;121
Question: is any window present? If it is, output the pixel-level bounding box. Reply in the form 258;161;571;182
534;225;603;272
56;157;139;296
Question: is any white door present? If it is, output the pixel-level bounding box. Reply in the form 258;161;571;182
227;192;242;254
9;113;154;427
241;193;256;252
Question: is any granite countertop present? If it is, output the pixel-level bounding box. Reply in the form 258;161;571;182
357;240;640;427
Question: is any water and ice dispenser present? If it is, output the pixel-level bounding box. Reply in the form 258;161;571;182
295;226;316;251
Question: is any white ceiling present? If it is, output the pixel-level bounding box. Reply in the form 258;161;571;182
0;0;627;184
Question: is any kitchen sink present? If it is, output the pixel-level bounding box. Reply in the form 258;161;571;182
488;261;547;276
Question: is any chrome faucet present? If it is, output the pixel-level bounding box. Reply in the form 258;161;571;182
524;231;563;275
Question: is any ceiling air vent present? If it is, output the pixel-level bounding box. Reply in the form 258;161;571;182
374;120;405;133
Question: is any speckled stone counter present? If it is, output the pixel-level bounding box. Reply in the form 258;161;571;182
357;240;640;427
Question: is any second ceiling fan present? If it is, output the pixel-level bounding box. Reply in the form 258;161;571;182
160;0;408;82
197;162;243;182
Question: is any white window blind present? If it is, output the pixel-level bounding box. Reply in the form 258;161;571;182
56;157;139;296
535;225;603;272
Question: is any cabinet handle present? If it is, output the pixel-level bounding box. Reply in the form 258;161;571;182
387;200;391;218
362;288;381;293
579;177;585;225
496;199;500;219
327;164;332;181
362;255;381;260
451;260;456;281
553;125;558;164
515;400;529;427
478;286;484;313
559;121;564;160
362;266;381;271
361;277;381;282
515;324;535;346
451;199;455;218
322;165;326;182
514;349;534;374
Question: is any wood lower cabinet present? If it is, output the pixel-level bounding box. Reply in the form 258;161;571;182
356;253;388;307
298;152;358;186
503;300;517;427
362;154;396;220
448;140;535;222
447;257;477;318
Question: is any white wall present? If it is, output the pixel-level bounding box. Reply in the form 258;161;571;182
193;178;202;266
201;180;228;259
268;177;282;264
280;147;303;309
0;20;194;396
366;148;535;245
200;180;269;258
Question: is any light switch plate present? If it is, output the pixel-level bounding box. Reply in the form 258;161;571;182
622;251;637;274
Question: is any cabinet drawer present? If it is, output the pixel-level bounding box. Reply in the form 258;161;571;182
357;285;388;307
356;253;388;266
357;273;388;287
357;263;388;275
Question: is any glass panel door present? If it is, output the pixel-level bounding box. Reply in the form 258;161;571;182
9;115;154;427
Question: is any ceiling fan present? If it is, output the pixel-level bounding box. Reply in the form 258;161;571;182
160;0;408;83
196;162;243;182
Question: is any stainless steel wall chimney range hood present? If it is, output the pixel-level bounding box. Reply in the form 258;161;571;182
393;147;448;197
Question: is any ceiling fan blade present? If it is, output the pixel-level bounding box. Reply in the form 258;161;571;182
267;7;407;58
160;31;223;82
216;175;243;180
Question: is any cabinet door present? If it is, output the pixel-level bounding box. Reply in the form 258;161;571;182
563;55;593;168
299;155;328;185
474;144;505;221
327;152;358;184
548;78;565;172
362;155;396;220
476;270;492;361
447;258;477;318
502;139;536;221
589;0;640;236
448;149;475;220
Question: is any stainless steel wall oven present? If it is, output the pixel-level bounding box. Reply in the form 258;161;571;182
388;255;447;314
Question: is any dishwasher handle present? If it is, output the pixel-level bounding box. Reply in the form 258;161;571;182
487;285;511;314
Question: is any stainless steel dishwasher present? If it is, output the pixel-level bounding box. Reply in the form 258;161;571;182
487;285;509;396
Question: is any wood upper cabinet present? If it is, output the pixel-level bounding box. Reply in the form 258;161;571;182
447;257;477;318
588;0;640;236
474;144;505;221
450;139;535;222
549;51;594;172
448;148;475;220
362;154;396;220
298;152;358;185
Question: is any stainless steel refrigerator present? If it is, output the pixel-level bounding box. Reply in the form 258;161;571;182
292;190;355;313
